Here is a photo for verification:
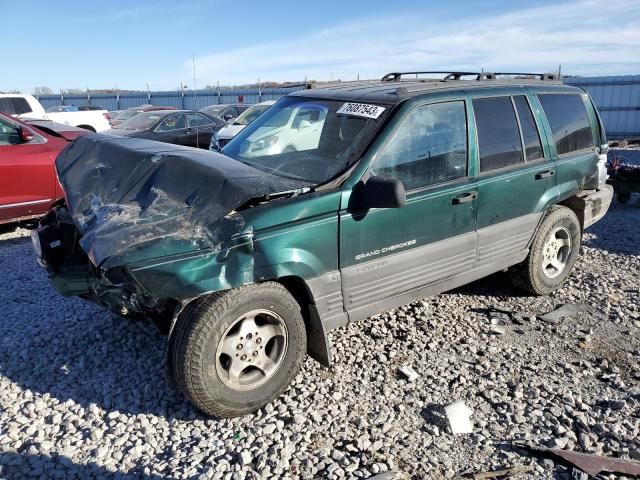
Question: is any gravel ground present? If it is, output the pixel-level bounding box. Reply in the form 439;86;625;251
0;197;639;480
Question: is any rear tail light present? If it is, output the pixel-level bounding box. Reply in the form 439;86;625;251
597;152;608;187
103;112;111;121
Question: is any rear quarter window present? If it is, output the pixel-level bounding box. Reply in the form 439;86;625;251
538;93;594;155
513;96;544;161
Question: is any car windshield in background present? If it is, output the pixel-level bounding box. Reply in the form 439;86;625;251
113;110;141;122
201;106;225;117
223;96;388;184
119;112;164;130
233;104;271;126
46;105;79;112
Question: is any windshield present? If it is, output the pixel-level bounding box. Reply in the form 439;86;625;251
201;106;225;117
223;96;388;184
114;109;141;121
47;105;78;112
233;104;272;126
119;112;164;130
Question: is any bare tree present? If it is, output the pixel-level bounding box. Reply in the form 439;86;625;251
33;86;53;96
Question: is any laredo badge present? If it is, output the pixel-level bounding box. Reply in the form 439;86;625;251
337;102;386;119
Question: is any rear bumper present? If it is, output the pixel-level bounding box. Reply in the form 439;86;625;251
582;184;614;228
561;184;614;230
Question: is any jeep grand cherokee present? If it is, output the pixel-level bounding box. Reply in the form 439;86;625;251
33;71;613;417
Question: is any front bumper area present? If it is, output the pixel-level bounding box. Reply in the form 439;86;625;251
31;208;96;297
31;206;169;318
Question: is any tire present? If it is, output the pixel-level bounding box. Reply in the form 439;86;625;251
618;192;631;204
508;206;581;295
171;282;307;417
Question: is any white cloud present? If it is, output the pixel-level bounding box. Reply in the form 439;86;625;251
188;0;640;85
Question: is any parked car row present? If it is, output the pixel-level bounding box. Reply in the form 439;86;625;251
0;94;111;132
109;105;176;128
108;110;222;149
199;103;249;122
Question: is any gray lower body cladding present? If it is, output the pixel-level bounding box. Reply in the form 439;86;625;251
310;214;541;331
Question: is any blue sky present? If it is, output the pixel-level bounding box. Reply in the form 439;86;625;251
2;0;639;93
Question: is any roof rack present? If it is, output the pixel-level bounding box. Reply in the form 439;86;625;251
381;71;560;82
494;72;560;81
381;71;488;82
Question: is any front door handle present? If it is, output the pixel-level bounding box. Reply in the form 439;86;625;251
451;191;478;205
535;169;555;180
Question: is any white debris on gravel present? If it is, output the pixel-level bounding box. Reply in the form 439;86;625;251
0;199;639;479
444;400;474;434
397;366;419;383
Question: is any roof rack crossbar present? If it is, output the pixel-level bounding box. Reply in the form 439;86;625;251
493;72;560;80
381;71;485;82
382;71;560;82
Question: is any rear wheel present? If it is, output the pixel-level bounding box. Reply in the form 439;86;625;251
508;206;581;295
170;282;306;417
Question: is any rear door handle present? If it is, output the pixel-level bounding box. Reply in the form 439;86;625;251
451;191;478;205
535;170;555;180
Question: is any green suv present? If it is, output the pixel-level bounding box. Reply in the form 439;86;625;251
33;71;613;417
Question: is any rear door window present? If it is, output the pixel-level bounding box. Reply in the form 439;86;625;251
373;100;467;190
513;96;543;161
187;113;213;127
473;97;524;172
157;114;186;131
538;93;594;155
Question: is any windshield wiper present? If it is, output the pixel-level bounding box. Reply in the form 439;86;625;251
235;158;313;183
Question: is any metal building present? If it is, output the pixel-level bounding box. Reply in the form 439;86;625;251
566;75;640;139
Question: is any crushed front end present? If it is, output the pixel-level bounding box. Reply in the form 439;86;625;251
31;134;309;329
32;203;177;328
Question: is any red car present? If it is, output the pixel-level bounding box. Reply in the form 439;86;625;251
0;112;89;225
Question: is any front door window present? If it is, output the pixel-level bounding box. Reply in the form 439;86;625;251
372;101;467;190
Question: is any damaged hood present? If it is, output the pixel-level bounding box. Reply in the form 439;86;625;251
55;134;309;267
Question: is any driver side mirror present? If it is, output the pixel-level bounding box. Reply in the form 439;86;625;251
349;176;406;211
297;119;311;130
223;114;233;121
19;126;35;143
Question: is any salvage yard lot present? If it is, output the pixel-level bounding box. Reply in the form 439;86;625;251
0;200;639;479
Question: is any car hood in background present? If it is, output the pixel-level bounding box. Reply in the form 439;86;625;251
55;134;309;267
217;124;246;140
26;119;90;141
104;128;146;136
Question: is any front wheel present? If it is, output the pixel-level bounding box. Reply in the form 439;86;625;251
170;282;306;417
508;206;581;295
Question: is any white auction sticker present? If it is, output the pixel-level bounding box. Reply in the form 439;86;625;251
336;102;386;119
